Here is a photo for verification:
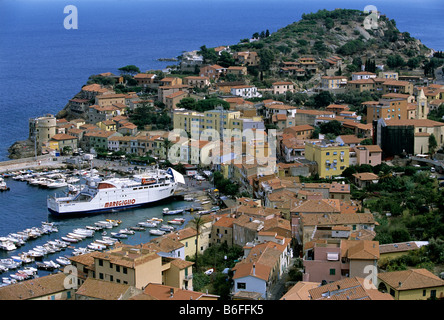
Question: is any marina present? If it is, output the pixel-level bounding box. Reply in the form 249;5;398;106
0;170;207;287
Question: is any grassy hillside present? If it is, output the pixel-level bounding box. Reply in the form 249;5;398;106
229;9;431;71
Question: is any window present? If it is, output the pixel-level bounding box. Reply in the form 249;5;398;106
99;273;104;279
123;267;127;274
431;290;437;299
116;265;120;272
98;259;103;266
329;268;336;275
237;282;246;289
423;289;427;296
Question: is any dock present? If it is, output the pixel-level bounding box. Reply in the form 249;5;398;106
0;156;69;174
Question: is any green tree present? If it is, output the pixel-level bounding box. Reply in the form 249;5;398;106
386;55;405;69
429;133;438;155
258;48;275;71
118;65;140;76
189;215;206;270
313;91;334;108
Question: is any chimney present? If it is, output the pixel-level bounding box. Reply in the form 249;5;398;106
170;288;174;298
252;263;256;276
398;282;402;288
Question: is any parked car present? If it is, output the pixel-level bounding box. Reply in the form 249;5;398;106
204;268;214;275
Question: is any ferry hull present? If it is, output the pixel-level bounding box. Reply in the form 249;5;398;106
47;167;184;218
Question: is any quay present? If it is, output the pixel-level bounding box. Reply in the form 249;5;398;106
0;156;69;174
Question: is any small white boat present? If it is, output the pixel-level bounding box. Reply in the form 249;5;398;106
184;196;194;201
0;240;17;251
87;242;107;251
67;233;86;240
47;179;68;189
56;256;71;266
95;239;114;246
138;221;157;228
149;229;166;236
110;232;127;239
119;228;135;235
73;228;95;237
168;218;185;225
61;236;79;243
163;208;184;215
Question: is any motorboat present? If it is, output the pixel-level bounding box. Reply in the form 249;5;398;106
67;233;86;240
27;250;44;260
159;225;175;232
149;229;166;236
95;239;114;246
0;177;10;191
95;221;114;229
162;208;184;215
61;236;79;243
110;232;128;239
138;221;157;228
87;242;107;251
73;228;95;237
55;256;71;266
168;218;185;225
130;226;145;231
0;239;17;251
119;228;135;235
184;196;194;201
47;179;68;189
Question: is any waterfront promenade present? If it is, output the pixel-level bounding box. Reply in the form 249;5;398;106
0;155;69;174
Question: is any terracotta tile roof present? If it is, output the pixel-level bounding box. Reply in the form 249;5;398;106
143;283;218;300
280;281;321;300
165;227;197;241
50;133;77;141
308;277;393;300
213;216;235;228
300;213;375;226
0;273;68;300
378;268;444;291
291;199;341;214
338;135;364;145
385;119;444;127
75;278;132;300
165;91;187;99
92;246;160;269
352;172;379;181
344;240;380;260
329;182;350;193
84;130;116;138
232;261;271;281
134;73;156;79
379;241;419;254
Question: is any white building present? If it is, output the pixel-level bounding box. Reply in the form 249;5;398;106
230;85;262;99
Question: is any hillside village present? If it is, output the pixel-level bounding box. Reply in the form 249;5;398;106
3;9;444;300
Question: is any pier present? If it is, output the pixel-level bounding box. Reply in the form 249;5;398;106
0;156;69;174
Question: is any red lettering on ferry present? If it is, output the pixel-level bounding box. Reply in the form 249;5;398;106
105;199;136;208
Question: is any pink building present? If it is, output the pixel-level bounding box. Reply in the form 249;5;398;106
354;145;382;166
303;239;379;284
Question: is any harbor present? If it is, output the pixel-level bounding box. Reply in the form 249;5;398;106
0;166;217;287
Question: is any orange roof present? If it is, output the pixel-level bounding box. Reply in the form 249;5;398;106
50;133;77;141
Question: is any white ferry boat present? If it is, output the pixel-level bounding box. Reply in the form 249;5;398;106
47;167;184;217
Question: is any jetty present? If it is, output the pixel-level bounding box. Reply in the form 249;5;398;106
0;156;68;174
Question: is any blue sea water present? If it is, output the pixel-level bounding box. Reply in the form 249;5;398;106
0;0;443;281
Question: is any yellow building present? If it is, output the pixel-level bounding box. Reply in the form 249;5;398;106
97;119;117;131
173;108;242;140
48;133;78;153
304;142;349;178
377;269;444;300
